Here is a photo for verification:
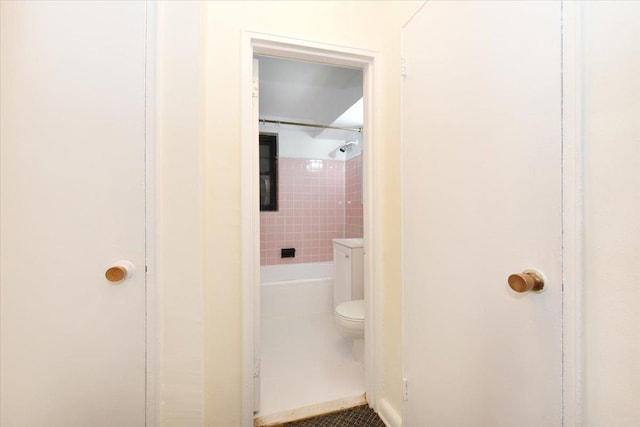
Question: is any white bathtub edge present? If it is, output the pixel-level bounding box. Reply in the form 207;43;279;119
260;261;333;284
261;277;334;318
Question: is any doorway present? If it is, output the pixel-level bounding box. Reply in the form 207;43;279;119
241;35;381;427
255;55;365;421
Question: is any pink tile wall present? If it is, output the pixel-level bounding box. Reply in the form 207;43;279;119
260;156;364;266
345;155;364;238
261;159;346;265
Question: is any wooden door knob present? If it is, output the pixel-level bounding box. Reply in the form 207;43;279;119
105;261;135;283
105;266;128;283
508;271;544;293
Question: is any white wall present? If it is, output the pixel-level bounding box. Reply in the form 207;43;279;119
582;2;640;425
156;2;205;425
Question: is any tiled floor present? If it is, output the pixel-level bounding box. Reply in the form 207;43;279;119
257;310;365;416
280;405;385;427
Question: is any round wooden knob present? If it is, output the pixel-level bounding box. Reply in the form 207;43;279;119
105;266;127;283
508;271;544;293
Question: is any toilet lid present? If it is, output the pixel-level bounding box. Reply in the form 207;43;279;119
336;299;365;321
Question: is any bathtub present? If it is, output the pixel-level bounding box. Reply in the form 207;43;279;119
260;262;334;318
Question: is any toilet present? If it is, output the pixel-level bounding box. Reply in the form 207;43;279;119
335;299;365;337
333;238;365;363
335;299;365;363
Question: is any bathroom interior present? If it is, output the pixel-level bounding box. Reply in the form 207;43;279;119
255;56;366;421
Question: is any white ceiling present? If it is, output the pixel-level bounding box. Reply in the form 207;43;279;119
256;56;363;130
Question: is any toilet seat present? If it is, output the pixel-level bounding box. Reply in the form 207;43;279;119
335;299;364;322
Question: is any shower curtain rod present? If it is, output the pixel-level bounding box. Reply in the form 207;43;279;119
259;118;362;133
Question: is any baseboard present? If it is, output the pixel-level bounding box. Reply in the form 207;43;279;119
377;398;402;427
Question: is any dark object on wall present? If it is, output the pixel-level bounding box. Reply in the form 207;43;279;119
260;133;278;211
281;248;295;258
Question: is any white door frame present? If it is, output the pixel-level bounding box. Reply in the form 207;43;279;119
240;33;382;427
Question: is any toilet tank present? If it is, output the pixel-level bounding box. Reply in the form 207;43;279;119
333;238;364;307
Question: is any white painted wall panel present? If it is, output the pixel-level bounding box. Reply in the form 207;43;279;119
156;2;205;426
582;2;640;425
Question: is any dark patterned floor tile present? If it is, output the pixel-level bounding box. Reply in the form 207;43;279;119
280;405;385;427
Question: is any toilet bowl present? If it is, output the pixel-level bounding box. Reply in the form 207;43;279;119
335;299;365;363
